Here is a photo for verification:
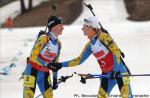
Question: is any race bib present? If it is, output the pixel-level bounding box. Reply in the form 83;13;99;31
122;73;130;85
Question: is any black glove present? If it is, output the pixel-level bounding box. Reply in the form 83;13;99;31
47;63;62;72
52;78;58;90
80;76;86;84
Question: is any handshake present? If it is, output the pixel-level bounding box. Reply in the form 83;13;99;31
47;63;62;72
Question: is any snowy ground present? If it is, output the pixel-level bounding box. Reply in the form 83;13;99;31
1;0;150;98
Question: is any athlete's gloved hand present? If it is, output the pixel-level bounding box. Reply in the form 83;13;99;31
47;63;62;72
80;76;86;84
52;78;58;90
80;74;92;84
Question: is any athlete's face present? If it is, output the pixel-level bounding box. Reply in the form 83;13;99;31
82;24;95;39
51;24;64;36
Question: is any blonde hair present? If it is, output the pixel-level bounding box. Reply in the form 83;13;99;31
94;28;103;37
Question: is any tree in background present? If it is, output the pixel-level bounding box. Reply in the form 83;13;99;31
28;0;32;10
20;0;26;14
20;0;33;14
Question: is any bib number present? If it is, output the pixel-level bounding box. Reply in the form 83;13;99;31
23;75;35;88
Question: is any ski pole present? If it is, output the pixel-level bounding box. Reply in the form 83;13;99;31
35;94;42;98
78;73;150;78
75;72;150;84
88;74;150;78
57;74;74;84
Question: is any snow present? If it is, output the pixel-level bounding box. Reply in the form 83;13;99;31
1;0;150;98
73;0;129;25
